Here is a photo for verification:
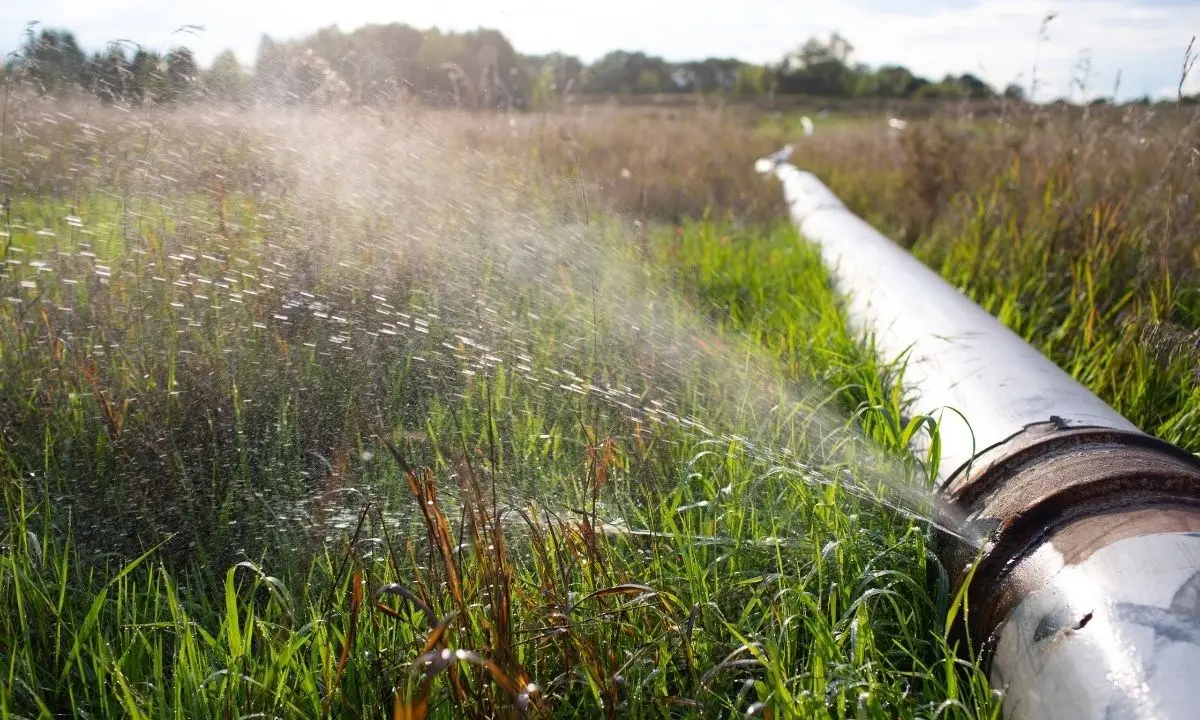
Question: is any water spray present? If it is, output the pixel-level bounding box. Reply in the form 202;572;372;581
758;150;1200;719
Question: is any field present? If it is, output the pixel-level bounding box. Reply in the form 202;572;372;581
1;94;1198;718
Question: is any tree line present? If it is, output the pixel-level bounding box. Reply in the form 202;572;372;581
4;24;1027;108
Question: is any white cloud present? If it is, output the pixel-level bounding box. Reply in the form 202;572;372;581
1155;63;1200;99
834;0;1200;100
2;0;1198;100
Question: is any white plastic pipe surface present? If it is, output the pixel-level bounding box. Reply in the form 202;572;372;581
765;162;1139;478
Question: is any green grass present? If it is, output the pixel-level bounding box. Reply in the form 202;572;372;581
907;161;1200;450
0;165;993;716
3;101;1195;718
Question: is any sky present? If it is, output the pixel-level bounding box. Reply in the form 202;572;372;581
3;0;1199;101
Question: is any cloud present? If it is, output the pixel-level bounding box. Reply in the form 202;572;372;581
819;0;1200;100
1155;59;1200;99
2;0;1198;100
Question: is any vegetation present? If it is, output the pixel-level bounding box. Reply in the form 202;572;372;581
1;28;1198;719
528;102;1200;448
17;23;1194;110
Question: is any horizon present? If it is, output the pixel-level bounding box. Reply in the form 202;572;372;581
4;1;1199;102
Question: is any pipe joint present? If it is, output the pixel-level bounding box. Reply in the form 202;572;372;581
940;420;1200;718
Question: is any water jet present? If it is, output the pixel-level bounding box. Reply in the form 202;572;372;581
759;152;1200;719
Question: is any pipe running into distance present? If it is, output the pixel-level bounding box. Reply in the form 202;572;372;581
757;149;1200;719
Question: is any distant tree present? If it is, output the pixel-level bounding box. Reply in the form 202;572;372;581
912;74;970;100
681;58;743;94
872;65;921;98
206;49;250;104
5;21;1029;109
90;45;130;103
417;29;469;104
586;51;632;94
528;64;557;110
307;25;353;82
635;68;663;93
524;52;585;107
906;76;932;97
777;34;857;96
1002;83;1026;102
848;63;875;97
22;29;88;95
957;73;995;99
734;64;767;98
531;52;584;97
461;29;524;108
245;25;525;107
554;53;585;96
340;24;423;103
253;35;288;103
165;47;199;102
130;48;168;104
585;51;670;95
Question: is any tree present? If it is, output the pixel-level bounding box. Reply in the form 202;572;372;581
1;20;1021;109
21;29;88;95
530;52;584;97
417;29;469;104
680;58;743;94
1003;83;1026;102
635;68;662;93
957;73;995;100
528;64;557;110
524;52;585;107
253;35;288;103
913;76;960;100
584;51;670;95
90;46;130;103
872;65;921;98
339;24;423;103
459;29;524;108
206;49;250;104
165;47;199;102
850;63;877;97
777;34;858;97
130;48;168;104
734;64;767;98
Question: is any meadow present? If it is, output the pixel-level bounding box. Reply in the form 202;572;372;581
0;93;1197;718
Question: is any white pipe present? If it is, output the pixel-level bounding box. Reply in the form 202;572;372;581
993;531;1200;720
763;160;1138;479
760;156;1200;720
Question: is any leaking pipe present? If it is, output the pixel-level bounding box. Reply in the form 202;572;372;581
757;150;1200;719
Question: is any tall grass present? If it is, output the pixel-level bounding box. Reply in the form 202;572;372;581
515;100;1200;449
0;101;999;717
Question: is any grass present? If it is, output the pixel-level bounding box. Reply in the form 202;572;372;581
522;101;1200;446
1;93;1197;718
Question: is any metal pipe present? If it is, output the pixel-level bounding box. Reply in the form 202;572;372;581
758;152;1200;719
